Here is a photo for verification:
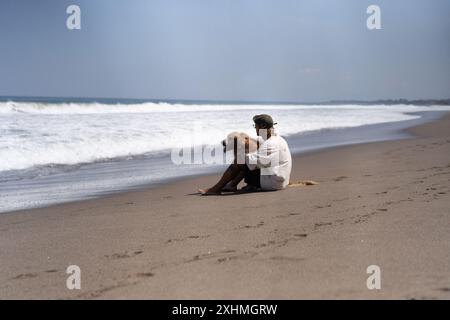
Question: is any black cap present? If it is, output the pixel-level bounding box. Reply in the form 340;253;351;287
253;114;276;128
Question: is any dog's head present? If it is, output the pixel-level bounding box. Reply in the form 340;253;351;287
221;132;256;154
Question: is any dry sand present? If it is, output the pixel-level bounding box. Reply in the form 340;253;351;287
0;115;449;299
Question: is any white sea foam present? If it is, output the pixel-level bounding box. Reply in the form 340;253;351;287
0;101;449;172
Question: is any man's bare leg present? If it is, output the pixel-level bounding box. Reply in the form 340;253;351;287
199;163;246;195
222;170;245;192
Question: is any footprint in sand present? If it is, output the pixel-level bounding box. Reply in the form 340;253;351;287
314;222;333;229
191;249;237;262
240;221;264;229
315;204;332;209
45;269;58;273
275;212;302;219
106;250;143;259
11;273;38;280
137;272;155;278
270;256;305;262
288;212;301;216
294;233;308;238
167;234;210;243
12;269;60;280
216;251;257;263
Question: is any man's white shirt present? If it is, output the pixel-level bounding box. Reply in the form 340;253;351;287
246;134;292;190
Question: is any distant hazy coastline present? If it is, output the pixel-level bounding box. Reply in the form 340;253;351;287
1;96;449;106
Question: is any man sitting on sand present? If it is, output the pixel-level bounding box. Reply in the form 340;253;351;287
199;114;292;195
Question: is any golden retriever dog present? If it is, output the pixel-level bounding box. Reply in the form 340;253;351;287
221;132;258;163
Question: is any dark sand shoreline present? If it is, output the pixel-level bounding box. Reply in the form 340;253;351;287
0;113;449;299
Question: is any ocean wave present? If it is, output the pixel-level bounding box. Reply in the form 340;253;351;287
0;101;449;172
2;100;448;115
0;101;303;114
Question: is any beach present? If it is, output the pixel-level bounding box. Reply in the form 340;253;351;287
0;114;449;299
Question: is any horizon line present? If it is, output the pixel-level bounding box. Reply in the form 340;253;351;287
1;95;450;106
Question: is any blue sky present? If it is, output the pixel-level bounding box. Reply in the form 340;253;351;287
0;0;449;102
